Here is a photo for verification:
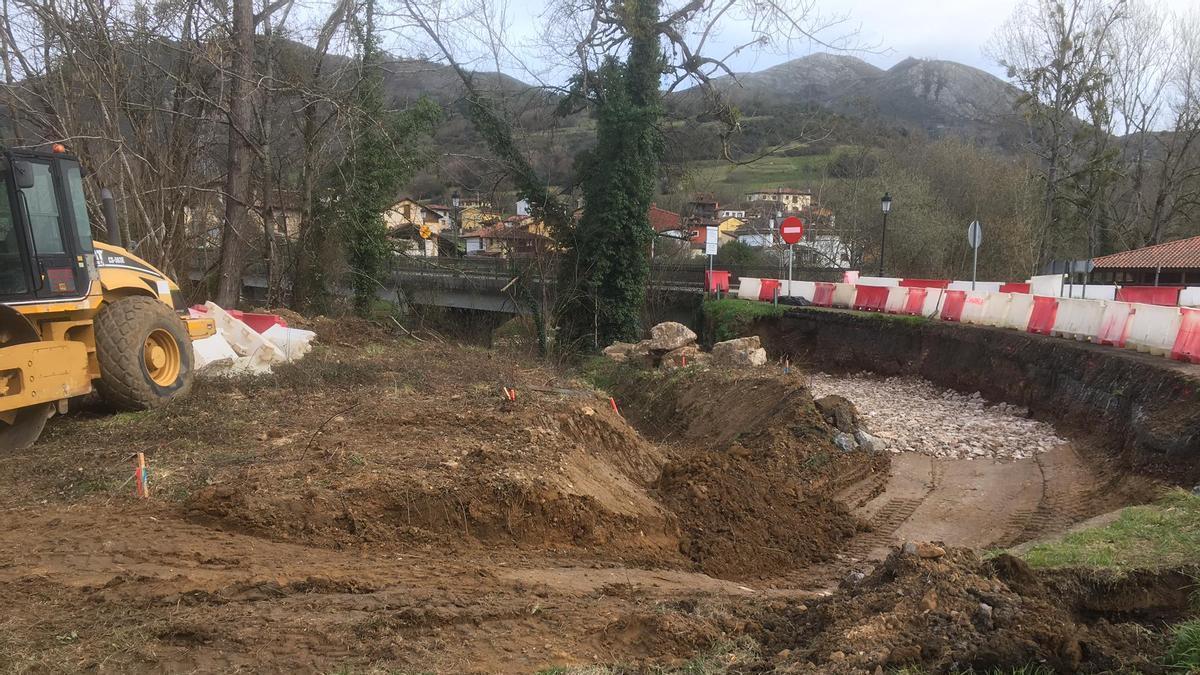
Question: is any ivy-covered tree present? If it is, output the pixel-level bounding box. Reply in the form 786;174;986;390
308;0;440;316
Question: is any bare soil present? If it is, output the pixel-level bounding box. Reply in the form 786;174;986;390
0;322;1181;673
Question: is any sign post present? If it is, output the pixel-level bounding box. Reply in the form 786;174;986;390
705;226;718;296
967;220;982;290
780;216;805;287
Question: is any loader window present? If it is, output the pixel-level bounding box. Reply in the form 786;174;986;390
63;165;93;251
0;183;27;295
22;162;65;255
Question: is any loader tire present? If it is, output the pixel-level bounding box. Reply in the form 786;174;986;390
95;295;194;411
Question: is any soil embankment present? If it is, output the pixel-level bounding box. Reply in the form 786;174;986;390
756;308;1200;480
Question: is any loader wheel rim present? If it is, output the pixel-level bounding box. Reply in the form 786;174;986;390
144;329;181;387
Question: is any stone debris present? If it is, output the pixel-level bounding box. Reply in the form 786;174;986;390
808;372;1067;460
601;325;765;371
710;336;767;368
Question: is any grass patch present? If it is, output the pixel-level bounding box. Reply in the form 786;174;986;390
702;298;784;343
1167;619;1200;672
1022;489;1200;573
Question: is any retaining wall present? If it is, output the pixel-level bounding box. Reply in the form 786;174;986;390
755;308;1200;479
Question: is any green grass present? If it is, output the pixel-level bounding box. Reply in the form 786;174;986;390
1022;489;1200;573
702;297;785;343
1167;619;1200;672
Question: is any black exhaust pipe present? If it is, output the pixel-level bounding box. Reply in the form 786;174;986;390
100;188;122;248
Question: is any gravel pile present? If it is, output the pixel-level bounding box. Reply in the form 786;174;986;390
807;372;1067;460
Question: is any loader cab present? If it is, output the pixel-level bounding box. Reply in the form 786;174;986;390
0;147;96;305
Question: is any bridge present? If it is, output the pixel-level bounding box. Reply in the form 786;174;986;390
202;254;842;316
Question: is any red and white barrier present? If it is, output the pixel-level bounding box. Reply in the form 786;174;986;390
1095;302;1135;347
1051;297;1107;341
726;271;1200;366
1027;296;1059;335
1124;303;1183;356
1172;308;1200;363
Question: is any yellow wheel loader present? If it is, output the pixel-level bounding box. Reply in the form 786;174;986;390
0;145;215;451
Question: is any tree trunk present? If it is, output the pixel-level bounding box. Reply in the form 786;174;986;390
216;0;255;308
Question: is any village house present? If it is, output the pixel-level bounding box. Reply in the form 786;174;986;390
1091;234;1200;285
744;188;813;211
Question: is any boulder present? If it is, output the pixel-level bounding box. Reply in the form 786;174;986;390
815;395;859;433
854;429;885;453
660;344;707;370
602;341;636;363
832;431;858;452
646;322;697;352
711;336;767;368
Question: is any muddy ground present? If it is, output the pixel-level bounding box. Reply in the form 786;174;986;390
0;318;1185;673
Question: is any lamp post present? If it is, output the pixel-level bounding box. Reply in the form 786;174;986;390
878;192;892;276
451;191;461;257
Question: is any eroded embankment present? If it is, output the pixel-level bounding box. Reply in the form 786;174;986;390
755;308;1200;481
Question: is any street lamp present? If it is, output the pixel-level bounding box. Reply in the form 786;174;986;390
451;191;461;256
878;192;892;276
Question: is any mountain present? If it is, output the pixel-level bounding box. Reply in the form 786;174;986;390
678;53;1024;147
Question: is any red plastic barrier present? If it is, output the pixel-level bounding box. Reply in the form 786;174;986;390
900;278;951;289
1171;308;1200;363
813;283;835;307
940;291;967;321
705;270;730;293
1116;286;1183;306
1096;304;1135;347
1027;296;1059;334
758;279;781;302
189;305;287;334
903;287;928;315
853;285;890;312
1000;283;1031;294
240;313;288;333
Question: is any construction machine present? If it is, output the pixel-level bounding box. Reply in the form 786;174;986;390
0;145;215;451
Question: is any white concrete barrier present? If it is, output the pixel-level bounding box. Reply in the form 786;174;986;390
885;286;909;314
1181;287;1200;307
980;293;1012;327
948;281;1003;292
961;291;991;324
193;334;238;370
915;288;945;318
1066;284;1117;301
1051;297;1107;340
1029;274;1065;297
204;302;287;375
1124;303;1183;356
263;325;317;362
832;283;856;308
1004;293;1035;330
785;280;816;302
737;277;761;300
857;276;902;287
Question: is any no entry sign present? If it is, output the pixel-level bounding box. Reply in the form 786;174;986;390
780;216;805;245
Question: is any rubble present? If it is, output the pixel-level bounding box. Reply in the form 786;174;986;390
710;336;767;368
808;372;1068;460
601;323;765;371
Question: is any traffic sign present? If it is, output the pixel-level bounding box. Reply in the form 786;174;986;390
780;216;805;245
967;220;982;249
420;225;432;239
705;226;718;256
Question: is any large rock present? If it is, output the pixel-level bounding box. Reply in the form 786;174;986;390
815;394;859;433
660;344;708;370
711;336;767;368
646;322;697;352
602;341;636;363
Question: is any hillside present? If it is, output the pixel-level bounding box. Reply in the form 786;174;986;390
678;53;1024;147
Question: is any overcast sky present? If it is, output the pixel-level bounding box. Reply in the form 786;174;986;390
722;0;1197;78
475;0;1198;83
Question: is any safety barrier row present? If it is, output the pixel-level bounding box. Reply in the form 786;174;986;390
734;276;1200;364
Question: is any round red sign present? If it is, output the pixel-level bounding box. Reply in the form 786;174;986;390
780;216;805;245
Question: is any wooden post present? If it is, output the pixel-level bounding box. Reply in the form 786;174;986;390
134;452;149;499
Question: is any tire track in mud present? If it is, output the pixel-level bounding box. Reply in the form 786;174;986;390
841;458;942;560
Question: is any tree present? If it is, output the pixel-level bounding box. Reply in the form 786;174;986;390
315;0;440;316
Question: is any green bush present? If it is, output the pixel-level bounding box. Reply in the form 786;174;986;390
1167;619;1200;672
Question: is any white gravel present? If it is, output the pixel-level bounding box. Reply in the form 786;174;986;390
807;372;1067;460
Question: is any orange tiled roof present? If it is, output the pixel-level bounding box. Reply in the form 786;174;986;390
648;205;681;232
1092;235;1200;269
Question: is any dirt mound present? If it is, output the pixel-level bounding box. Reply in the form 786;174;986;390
753;547;1169;673
185;386;681;560
604;368;889;579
